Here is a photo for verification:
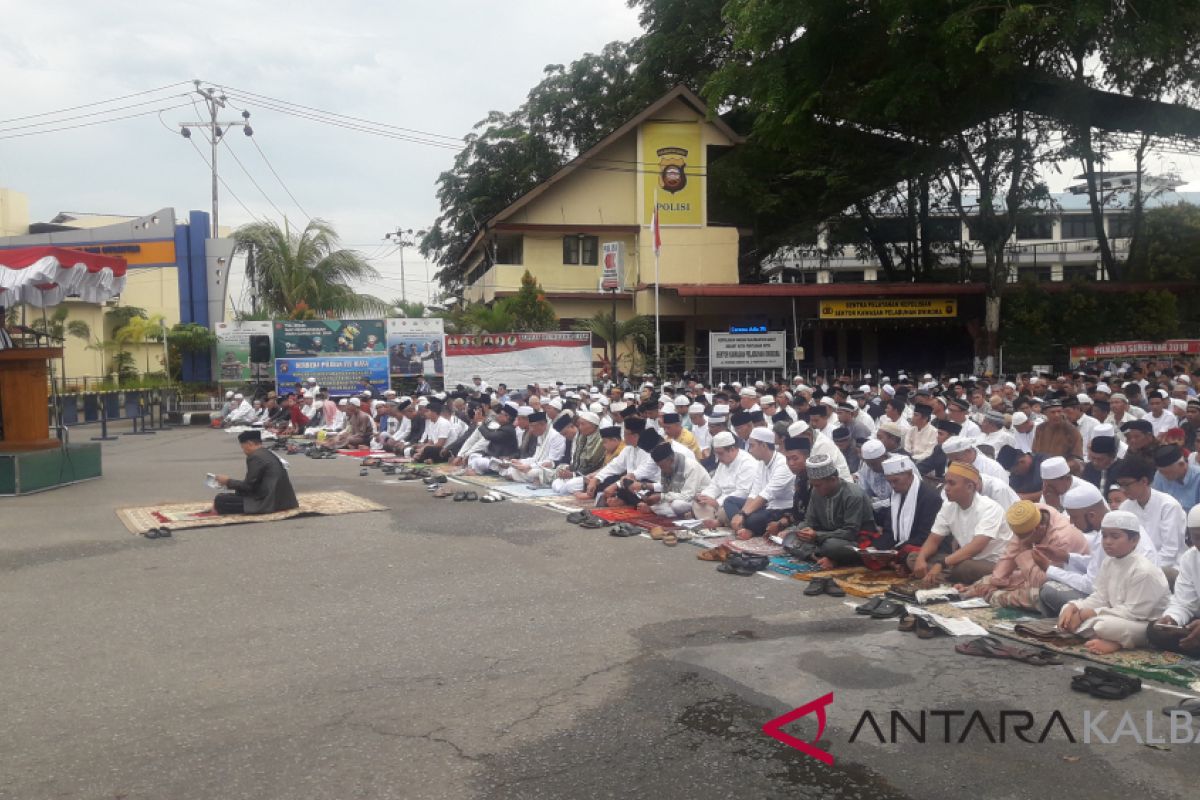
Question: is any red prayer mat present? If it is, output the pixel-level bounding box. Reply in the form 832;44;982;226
591;507;679;529
336;449;373;457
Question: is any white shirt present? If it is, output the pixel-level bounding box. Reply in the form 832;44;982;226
1148;409;1179;437
594;444;660;484
1121;489;1187;568
904;422;938;461
1012;424;1038;453
527;427;567;466
970;451;1009;481
958;419;983;442
930;493;1013;562
422;417;453;444
700;449;759;505
1074;551;1170;628
748;451;795;510
1163;547;1200;625
980;428;1015;453
1047;528;1160;595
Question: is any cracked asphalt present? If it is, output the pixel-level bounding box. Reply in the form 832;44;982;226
1;427;1196;799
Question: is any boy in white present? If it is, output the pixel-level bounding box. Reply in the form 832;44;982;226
1059;510;1170;655
909;461;1013;587
1147;504;1200;656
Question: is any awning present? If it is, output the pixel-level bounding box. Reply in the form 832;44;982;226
0;246;128;308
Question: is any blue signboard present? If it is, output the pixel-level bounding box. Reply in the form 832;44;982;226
274;355;390;395
729;324;768;334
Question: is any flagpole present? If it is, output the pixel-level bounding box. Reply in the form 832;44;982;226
654;189;661;375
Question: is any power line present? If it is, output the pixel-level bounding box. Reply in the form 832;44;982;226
0;81;193;125
211;83;463;142
221;136;288;222
249;136;312;221
0;102;193;140
0;93;193;133
184;135;262;225
218;89;462;150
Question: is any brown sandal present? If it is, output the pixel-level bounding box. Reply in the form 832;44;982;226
663;532;678;546
697;547;726;561
649;526;667;540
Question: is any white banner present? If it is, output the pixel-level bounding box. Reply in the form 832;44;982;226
709;332;787;369
443;332;593;388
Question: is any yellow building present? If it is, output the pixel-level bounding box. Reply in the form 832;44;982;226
459;86;745;372
1;190;232;385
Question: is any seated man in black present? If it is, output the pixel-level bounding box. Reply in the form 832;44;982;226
996;445;1047;499
212;430;299;515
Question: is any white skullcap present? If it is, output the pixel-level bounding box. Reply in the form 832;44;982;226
858;384;871;393
349;397;362;407
713;404;731;415
674;395;689;406
1171;398;1187;412
623;392;636;400
688;403;706;414
385;389;397;396
1094;384;1112;395
787;420;810;437
1039;456;1070;480
942;436;973;455
1005;381;1017;390
610;402;627;414
883;385;896;397
712;431;736;448
416;397;428;406
740;387;758;398
1012;412;1029;426
820;397;837;408
749;428;776;444
589;402;604;414
861;439;886;459
233;393;243;399
883;455;916;475
1179;375;1193;385
761;395;777;405
517;406;534;416
1101;510;1141;533
306;377;317;383
807;453;838;479
1092;423;1115;438
1076;393;1092;405
225;390;235;398
546;398;563;410
577;411;600;427
1062;481;1104;510
1188;505;1200;528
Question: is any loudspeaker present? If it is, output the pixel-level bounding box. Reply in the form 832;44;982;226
249;335;271;364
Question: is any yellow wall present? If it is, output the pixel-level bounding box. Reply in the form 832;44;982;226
0;188;30;236
25;266;181;383
504;133;638;226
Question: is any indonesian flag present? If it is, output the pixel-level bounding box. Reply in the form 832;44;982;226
652;202;661;256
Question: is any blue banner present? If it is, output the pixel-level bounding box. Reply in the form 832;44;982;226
274;355;389;395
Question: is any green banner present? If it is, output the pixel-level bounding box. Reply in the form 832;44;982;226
272;319;386;358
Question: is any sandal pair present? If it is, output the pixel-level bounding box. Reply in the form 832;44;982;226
955;636;1062;666
452;491;478;502
609;523;642;537
143;527;173;540
803;577;845;598
856;597;905;619
479;492;506;503
1071;666;1141;699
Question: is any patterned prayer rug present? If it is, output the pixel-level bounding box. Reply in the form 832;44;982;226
115;491;387;535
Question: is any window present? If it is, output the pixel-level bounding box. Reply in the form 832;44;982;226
494;235;523;265
562;235;599;265
1015;217;1053;240
1108;215;1133;238
1061;215;1096;239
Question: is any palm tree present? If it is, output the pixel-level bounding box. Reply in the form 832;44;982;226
114;313;166;376
462;301;517;333
576;311;652;379
234;218;389;317
391;299;427;319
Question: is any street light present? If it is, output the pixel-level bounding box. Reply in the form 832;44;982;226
178;81;253;237
385;227;428;304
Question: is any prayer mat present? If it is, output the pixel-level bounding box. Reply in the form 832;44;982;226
767;556;822;577
791;566;866;583
590;507;680;530
829;570;910;598
116;491;386;535
928;604;1199;689
711;536;785;558
336;449;374;457
490;482;559;498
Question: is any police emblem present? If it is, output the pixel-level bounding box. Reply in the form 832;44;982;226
656;146;688;194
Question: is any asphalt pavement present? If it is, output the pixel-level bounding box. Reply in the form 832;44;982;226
0;427;1196;799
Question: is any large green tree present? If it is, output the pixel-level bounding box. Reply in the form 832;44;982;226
234;219;388;317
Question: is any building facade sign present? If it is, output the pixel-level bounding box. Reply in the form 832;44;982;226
818;299;958;319
709;332;787;369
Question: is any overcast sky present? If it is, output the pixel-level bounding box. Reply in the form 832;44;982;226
1;1;1197;316
0;0;644;310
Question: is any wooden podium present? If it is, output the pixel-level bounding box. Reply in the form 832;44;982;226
0;347;61;452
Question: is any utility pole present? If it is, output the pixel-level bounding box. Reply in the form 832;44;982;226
384;227;425;305
179;80;253;238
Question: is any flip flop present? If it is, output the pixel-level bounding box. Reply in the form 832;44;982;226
464;491;478;501
649;526;667;540
452;491;467;501
663;532;678;546
697;547;726;561
1162;698;1200;718
580;517;612;528
915;618;942;639
717;561;758;576
870;599;904;619
856;598;884;615
143;528;161;539
609;524;641;537
566;510;591;524
156;527;172;538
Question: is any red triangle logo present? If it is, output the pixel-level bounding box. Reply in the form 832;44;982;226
761;692;835;765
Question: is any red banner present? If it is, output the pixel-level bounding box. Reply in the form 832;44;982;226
1069;340;1200;363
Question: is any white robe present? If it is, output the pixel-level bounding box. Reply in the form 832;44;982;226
1072;552;1170;648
